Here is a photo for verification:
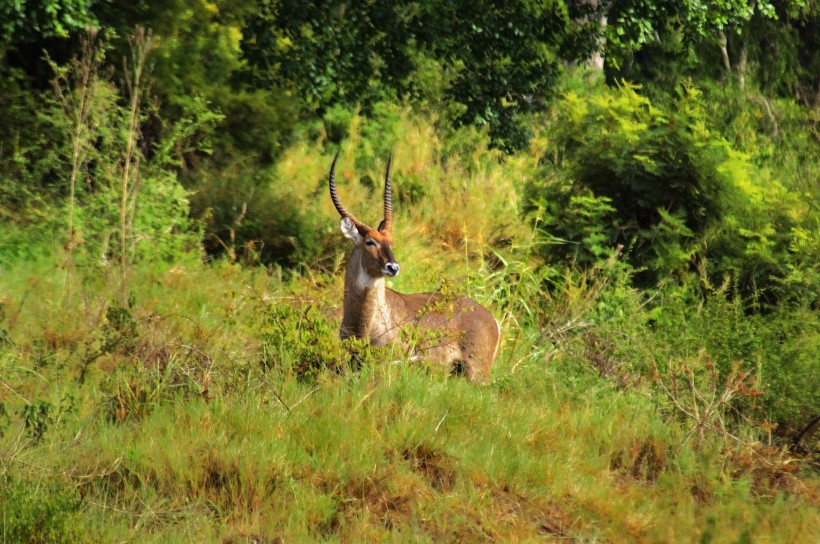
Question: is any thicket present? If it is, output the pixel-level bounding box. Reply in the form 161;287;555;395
0;0;818;540
527;79;818;307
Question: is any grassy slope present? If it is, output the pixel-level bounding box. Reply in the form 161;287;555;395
1;256;817;543
1;111;818;542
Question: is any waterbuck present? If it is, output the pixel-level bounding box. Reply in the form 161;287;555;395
329;153;500;382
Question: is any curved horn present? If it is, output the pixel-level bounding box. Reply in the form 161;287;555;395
382;153;393;232
329;152;372;232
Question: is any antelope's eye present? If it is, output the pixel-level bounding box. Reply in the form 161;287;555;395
366;239;377;247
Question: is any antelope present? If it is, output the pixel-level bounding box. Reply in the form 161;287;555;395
329;153;500;382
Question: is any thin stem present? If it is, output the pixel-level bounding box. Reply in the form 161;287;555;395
119;27;153;302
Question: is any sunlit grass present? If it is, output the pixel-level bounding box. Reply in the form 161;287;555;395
4;329;816;541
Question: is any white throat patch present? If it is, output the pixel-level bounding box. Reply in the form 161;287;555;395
357;269;384;291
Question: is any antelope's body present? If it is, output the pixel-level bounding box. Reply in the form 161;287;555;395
330;153;500;382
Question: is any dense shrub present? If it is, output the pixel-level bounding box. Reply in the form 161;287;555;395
0;476;86;543
192;166;331;268
526;79;818;309
650;288;819;431
526;81;746;284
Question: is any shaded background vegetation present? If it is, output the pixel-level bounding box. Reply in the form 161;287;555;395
0;0;818;541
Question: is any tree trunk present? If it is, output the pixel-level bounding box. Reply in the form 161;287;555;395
717;30;732;75
736;37;747;90
587;14;608;70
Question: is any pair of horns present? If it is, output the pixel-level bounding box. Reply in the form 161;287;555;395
329;152;393;233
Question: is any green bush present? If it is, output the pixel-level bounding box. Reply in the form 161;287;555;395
631;285;819;432
527;81;749;286
259;300;374;381
0;32;205;269
192;165;331;268
527;79;818;311
0;476;86;543
697;82;820;308
751;307;820;430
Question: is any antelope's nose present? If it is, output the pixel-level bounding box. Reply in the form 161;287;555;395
385;263;400;276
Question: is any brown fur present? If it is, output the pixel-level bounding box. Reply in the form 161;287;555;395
340;235;500;383
331;154;499;382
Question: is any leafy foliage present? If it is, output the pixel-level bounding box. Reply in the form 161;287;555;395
528;81;742;284
260;301;376;380
526;77;817;308
0;0;96;45
601;0;820;103
0;476;86;543
242;0;571;150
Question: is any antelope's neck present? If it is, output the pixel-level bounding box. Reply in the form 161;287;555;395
341;250;393;344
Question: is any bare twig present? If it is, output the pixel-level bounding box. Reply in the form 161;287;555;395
0;378;31;405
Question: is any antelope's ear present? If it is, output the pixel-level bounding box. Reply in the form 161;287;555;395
340;217;362;243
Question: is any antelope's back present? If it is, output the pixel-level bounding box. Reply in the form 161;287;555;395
388;289;500;379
